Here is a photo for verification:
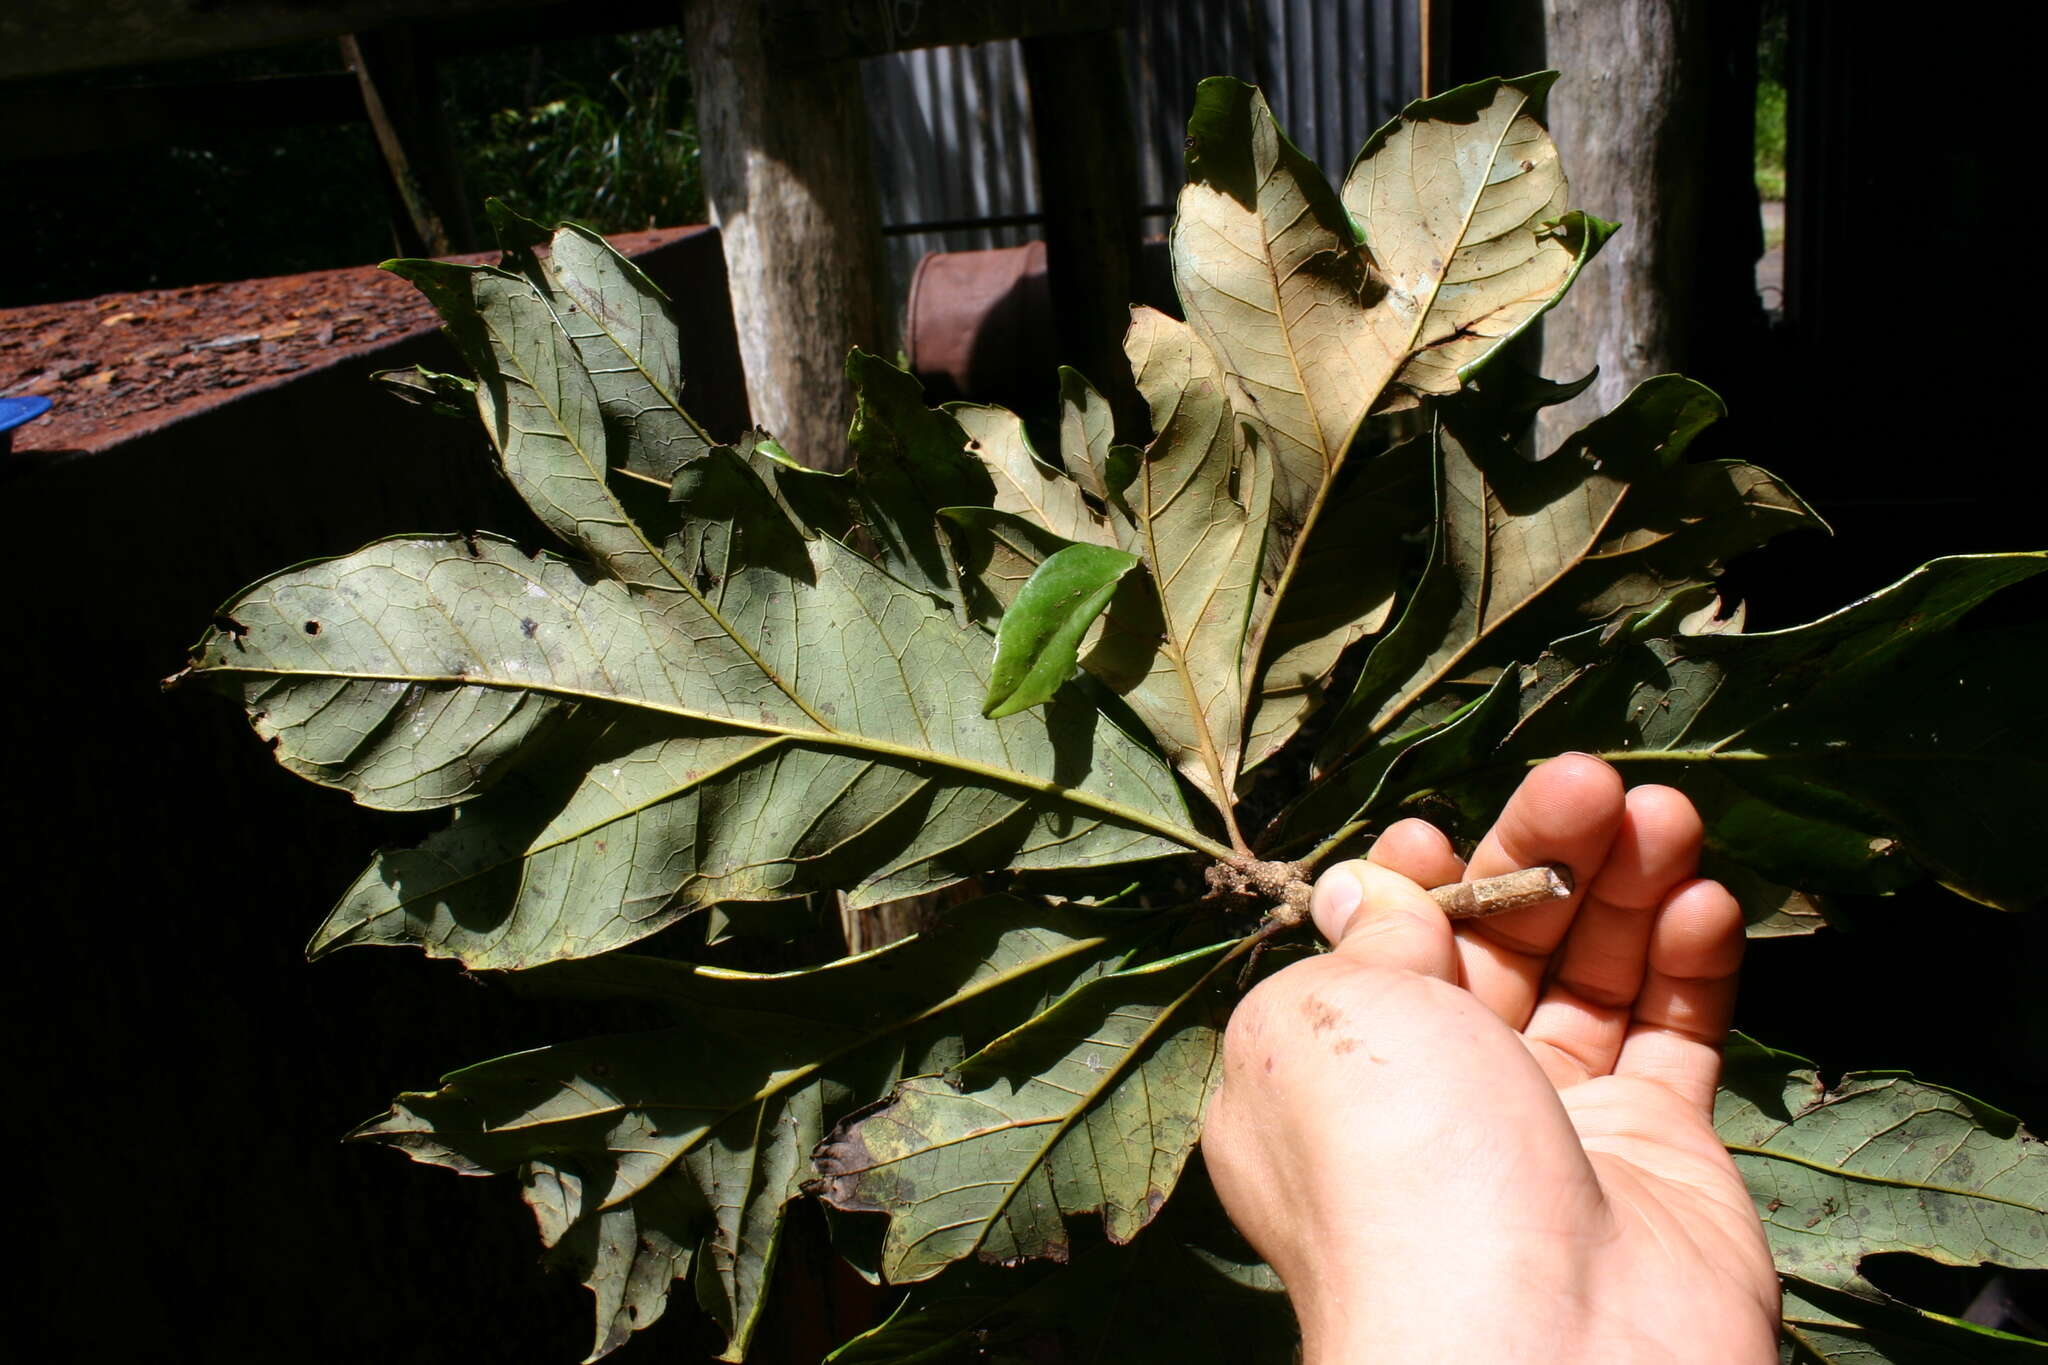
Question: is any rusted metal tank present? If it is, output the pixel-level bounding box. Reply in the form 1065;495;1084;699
903;238;1054;407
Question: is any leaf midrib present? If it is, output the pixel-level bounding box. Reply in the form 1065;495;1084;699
394;927;1127;1198
880;945;1233;1277
547;228;716;451
211;661;1234;861
1725;1141;2044;1213
483;267;833;733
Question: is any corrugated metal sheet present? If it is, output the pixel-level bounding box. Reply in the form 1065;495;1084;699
862;38;1043;300
861;1;1422;306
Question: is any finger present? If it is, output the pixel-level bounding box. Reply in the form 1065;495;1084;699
1454;755;1627;1028
1519;786;1704;1083
1615;877;1745;1113
1366;817;1468;888
1312;860;1457;983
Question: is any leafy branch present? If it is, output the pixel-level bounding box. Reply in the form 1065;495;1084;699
178;70;2046;1364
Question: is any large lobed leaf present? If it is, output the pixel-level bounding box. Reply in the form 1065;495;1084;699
353;897;1145;1360
1172;74;1611;770
1289;553;2047;917
1716;1037;2048;1362
809;938;1234;1282
182;228;1223;970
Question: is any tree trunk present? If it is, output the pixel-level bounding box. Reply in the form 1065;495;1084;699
681;0;889;467
1533;0;1711;452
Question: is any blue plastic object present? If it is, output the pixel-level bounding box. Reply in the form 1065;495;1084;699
0;395;52;454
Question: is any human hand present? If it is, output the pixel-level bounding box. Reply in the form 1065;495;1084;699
1202;755;1780;1363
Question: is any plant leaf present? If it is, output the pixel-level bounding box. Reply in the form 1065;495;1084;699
1286;554;2046;923
372;363;476;418
1058;365;1117;502
1104;307;1273;810
844;351;993;611
1171;76;1608;767
386;258;690;593
1715;1037;2048;1329
545;221;719;482
1240;438;1429;772
954;401;1111;550
188;459;1212;969
1779;1278;2048;1364
1342;72;1612;403
181;232;1229;965
1320;375;1819;761
984;544;1141;720
824;1229;1297;1363
809;939;1234;1283
1492;555;2046;909
201;524;1209;967
1701;849;1829;938
354;896;1140;1360
1172;76;1379;533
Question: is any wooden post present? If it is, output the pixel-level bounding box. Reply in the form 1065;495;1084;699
1532;0;1712;451
1432;1;1762;453
682;0;889;469
1022;23;1146;441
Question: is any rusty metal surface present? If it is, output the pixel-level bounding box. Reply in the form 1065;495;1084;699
904;239;1052;407
0;225;713;457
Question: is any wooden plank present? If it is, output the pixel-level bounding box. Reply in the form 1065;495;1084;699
340;30;470;257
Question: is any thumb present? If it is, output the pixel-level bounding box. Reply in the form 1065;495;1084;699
1313;860;1458;982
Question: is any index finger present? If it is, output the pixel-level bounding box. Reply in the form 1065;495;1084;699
1454;754;1626;1029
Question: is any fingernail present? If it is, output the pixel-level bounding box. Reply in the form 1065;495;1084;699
1312;865;1364;942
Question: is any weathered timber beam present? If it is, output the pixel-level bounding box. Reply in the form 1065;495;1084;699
0;0;556;82
764;0;1118;63
0;74;363;161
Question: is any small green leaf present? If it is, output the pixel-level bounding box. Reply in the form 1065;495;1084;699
983;544;1141;719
